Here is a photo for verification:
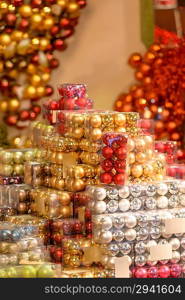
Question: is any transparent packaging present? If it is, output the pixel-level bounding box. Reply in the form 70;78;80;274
30;188;73;219
0;149;36;176
155;141;178;164
167;164;185;180
0;176;23;185
0;263;61;278
100;133;128;185
24;162;52;187
0;236;46;254
85;112;139;142
87;181;185;214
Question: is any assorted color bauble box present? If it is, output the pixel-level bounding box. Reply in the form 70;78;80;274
1;83;185;278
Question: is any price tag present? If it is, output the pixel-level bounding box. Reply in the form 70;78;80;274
165;218;185;234
150;244;172;260
115;256;130;278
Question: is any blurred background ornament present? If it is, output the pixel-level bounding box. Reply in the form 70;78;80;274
0;0;87;130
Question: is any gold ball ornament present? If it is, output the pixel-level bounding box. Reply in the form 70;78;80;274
24;86;37;99
2;164;13;176
30;75;41;86
131;164;143;178
8;98;20;112
60;206;72;218
55;178;65;190
58;192;71;206
0;101;8;112
143;164;154;177
73;128;84;139
13;152;23;163
90;115;102;127
0;34;11;46
31;14;43;28
114;113;126;126
19;5;32;18
43;16;54;29
91;128;102;141
14;164;24;176
36;86;45;97
135;152;147;164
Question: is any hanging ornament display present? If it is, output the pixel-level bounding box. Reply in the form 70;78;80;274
0;0;87;129
114;42;185;150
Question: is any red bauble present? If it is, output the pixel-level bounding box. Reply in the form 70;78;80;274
52;233;62;244
19;110;30;121
101;159;113;172
85;221;92;232
6;13;17;26
5;115;18;126
60;18;70;28
135;267;148;278
100;172;113;184
114;160;126;173
75;98;87;108
158;265;170;278
61;28;74;39
102;146;113;159
53;249;63;262
77;0;87;8
32;105;41;114
50;58;59;69
58;98;65;109
19;19;29;30
73;222;83;234
50;25;60;36
64;98;75;110
147;267;158;278
31;0;42;7
31;55;39;64
12;0;23;6
85;209;91;221
113;173;125;185
57;123;66;135
49;100;59;110
45;85;54;97
170;264;182;278
54;39;66;51
114;147;127;160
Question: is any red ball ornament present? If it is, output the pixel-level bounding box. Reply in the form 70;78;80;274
31;0;42;7
64;98;75;110
102;146;113;159
170;264;182;278
135;267;148;278
19;110;30;121
53;249;63;262
32;105;41;114
45;85;54;96
77;0;87;8
147;267;158;278
73;222;83;234
53;39;66;51
75;97;87;108
5;115;18;126
60;18;70;28
114;147;127;160
101;159;113;172
49;100;59;110
85;221;92;233
19;19;29;30
50;26;60;36
114;160;126;173
52;233;62;244
113;173;125;185
61;28;74;39
158;265;170;278
50;58;59;69
6;13;17;26
29;111;37;120
100;172;113;184
12;0;23;6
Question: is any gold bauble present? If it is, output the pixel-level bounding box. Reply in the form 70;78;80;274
24;151;34;161
143;164;154;177
31;38;40;49
8;70;19;79
90;115;102;127
0;34;11;46
0;100;8;112
55;178;65;190
8;98;20;112
127;139;135;152
73;128;84;139
0;2;8;13
50;177;57;188
24;86;36;99
2;151;13;164
14;164;24;176
31;14;43;27
0;61;3;73
11;31;23;42
2;165;13;176
36;86;45;97
73;179;85;192
39;38;49;51
42;6;51;14
58;192;71;205
41;73;50;82
91;128;102;141
114;113;126;127
30;74;41;86
72;116;84;127
57;0;68;8
131;164;143;178
135;138;146;151
0;242;8;253
13;152;23;163
145;149;153;160
135;152;147;164
27;64;37;74
143;135;153;147
60;206;72;218
55;152;63;164
43;17;54;29
8;4;16;12
73;166;85;178
128;152;135;164
19;5;32;17
115;127;126;133
67;2;79;13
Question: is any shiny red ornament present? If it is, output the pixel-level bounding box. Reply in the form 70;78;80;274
100;173;113;184
12;0;23;6
158;265;170;278
114;160;126;173
19;19;29;30
53;249;63;262
134;268;148;278
147;267;158;278
49;100;60;110
19;110;30;121
101;159;113;172
102;147;114;159
113;173;125;185
170;264;182;278
32;105;41;114
6;13;17;26
114;147;127;160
